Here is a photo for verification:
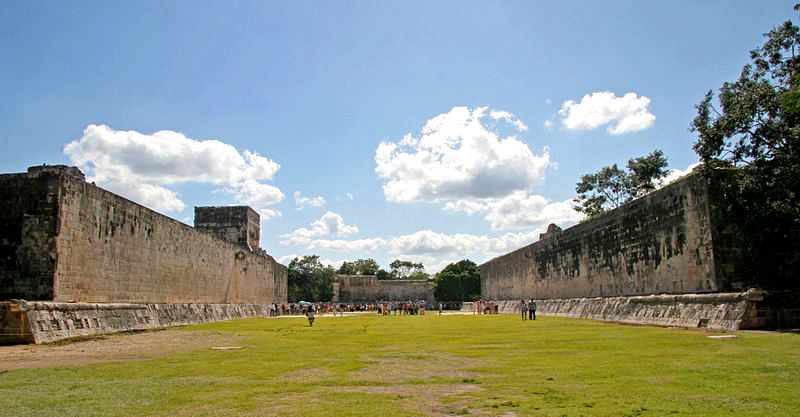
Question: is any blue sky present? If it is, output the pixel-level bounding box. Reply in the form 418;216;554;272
1;1;794;272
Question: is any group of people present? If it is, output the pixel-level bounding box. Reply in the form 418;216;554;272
299;301;430;326
294;299;539;326
473;299;499;314
268;302;379;318
519;299;537;320
377;300;427;316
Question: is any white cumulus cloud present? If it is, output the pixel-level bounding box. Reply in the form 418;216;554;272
389;230;484;256
294;191;326;210
236;180;284;206
443;192;583;231
489;110;528;132
375;106;550;203
558;91;655;135
483;193;583;231
386;228;555;268
257;208;282;220
280;211;359;246
63;124;284;213
660;162;702;187
100;180;187;212
308;238;387;252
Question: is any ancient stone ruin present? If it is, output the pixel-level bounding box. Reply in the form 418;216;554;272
1;165;795;343
0;165;287;344
479;173;788;330
332;275;435;306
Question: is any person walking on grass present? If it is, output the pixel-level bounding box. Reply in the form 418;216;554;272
528;299;536;320
520;300;528;320
305;304;315;327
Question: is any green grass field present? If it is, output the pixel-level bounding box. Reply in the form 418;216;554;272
1;313;798;416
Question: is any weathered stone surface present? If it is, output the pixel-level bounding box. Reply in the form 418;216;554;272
539;223;562;240
0;300;276;344
194;206;261;250
464;290;765;331
333;275;435;305
481;174;729;301
473;174;800;330
0;166;71;300
0;165;287;305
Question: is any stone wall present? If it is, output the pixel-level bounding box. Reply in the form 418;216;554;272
481;174;729;301
194;206;261;251
471;290;766;331
0;166;78;300
0;165;287;305
333;275;435;305
0;300;276;344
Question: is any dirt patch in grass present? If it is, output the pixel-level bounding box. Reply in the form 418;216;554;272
350;384;483;396
0;329;245;370
280;366;334;382
353;352;483;383
258;384;485;417
344;384;485;417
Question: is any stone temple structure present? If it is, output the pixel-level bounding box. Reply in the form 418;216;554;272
332;275;435;306
479;173;796;330
0;165;287;344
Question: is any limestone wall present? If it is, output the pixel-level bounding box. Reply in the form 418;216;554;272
334;275;435;304
0;166;287;305
482;290;765;331
0;167;71;301
194;206;261;250
0;300;276;344
481;174;725;301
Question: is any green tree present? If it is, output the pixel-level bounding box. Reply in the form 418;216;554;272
573;150;669;218
375;269;393;280
287;255;335;302
433;260;481;302
691;5;800;288
408;271;431;281
389;259;426;279
337;258;380;275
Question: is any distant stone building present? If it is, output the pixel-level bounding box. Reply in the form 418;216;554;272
195;206;261;251
0;165;287;343
333;275;435;306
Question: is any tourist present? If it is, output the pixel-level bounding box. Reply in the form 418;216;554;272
528;299;536;320
305;304;315;326
520;300;528;320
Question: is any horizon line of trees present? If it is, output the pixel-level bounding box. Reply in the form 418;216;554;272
287;256;480;303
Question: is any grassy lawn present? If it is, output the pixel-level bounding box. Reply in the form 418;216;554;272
1;313;798;416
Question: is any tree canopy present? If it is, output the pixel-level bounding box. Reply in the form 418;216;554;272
389;259;429;280
287;255;335;302
690;5;800;288
337;258;380;276
433;259;481;302
573;150;669;219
